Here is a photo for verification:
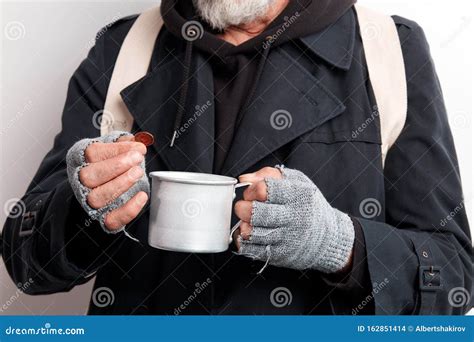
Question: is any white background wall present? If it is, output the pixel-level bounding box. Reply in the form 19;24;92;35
0;0;472;315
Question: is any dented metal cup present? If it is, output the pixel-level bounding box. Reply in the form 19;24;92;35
148;171;250;253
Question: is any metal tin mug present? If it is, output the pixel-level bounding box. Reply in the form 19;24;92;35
148;171;250;253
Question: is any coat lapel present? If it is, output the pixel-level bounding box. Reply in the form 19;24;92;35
121;52;215;173
221;9;356;177
220;48;346;177
120;9;355;177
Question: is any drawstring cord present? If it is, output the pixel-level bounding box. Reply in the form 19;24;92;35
170;41;194;147
257;245;272;275
169;37;273;146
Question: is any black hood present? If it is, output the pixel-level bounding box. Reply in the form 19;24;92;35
161;0;357;56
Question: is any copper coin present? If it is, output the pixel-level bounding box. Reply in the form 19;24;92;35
134;131;154;147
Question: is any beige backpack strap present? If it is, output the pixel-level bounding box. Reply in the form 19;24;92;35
101;6;163;136
355;4;407;167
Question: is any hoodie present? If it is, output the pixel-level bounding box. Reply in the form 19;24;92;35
161;0;357;172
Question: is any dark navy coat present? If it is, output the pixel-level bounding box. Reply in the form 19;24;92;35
2;7;472;315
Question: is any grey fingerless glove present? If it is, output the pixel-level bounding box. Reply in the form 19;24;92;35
238;166;355;274
66;131;150;233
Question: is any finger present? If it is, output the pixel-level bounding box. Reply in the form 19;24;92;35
239;166;282;184
243;180;268;202
87;166;144;209
232;227;242;249
104;191;148;231
80;150;144;188
85;141;146;163
240;221;252;240
117;135;135;142
234;200;252;222
251;201;289;227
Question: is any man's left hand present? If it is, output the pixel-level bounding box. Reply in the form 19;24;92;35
234;166;355;274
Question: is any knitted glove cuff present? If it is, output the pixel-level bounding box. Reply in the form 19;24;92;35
66;131;150;233
314;209;355;273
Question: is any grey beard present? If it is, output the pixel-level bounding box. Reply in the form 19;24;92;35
192;0;275;31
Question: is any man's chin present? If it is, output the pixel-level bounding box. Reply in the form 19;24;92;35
192;0;274;31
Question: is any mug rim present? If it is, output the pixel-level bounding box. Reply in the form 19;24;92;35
149;171;237;185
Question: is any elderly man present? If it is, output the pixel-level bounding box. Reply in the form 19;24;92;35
2;0;471;315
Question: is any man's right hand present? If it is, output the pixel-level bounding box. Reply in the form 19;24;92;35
79;135;149;231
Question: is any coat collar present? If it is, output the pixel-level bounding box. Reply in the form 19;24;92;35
299;8;356;71
119;9;355;176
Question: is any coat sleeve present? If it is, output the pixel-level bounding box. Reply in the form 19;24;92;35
1;20;135;295
356;17;472;314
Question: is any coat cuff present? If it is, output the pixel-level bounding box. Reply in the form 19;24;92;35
36;180;124;280
357;217;419;314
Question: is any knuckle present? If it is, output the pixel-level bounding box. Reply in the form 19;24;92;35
242;188;252;201
104;213;120;231
125;150;143;166
132;150;144;163
234;200;245;213
116;154;129;169
240;222;252;238
260;166;275;175
126;150;139;160
256;182;268;200
134;143;147;155
127;166;144;182
84;143;99;162
234;200;251;219
131;192;147;210
79;167;94;188
86;189;102;209
121;207;136;223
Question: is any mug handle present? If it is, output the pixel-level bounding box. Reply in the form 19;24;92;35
229;182;252;244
